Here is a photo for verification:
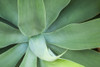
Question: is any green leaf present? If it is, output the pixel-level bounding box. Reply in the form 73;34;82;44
20;47;37;67
49;44;100;67
29;34;66;61
40;59;84;67
18;0;46;37
44;0;70;28
0;44;15;54
47;0;100;32
0;43;28;67
45;18;100;50
0;0;18;26
0;22;28;48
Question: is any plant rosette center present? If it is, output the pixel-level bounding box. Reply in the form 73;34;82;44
0;0;100;67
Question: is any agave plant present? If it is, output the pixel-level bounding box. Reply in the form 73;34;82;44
0;0;100;67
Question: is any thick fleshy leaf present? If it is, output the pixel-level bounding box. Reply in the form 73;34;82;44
0;22;28;48
18;0;46;37
0;43;28;67
45;18;100;50
44;0;70;28
48;44;100;67
0;44;15;54
40;59;84;67
29;35;66;61
0;0;18;26
20;47;37;67
47;0;100;32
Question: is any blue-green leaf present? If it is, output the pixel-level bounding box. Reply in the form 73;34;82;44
0;22;28;48
44;0;70;29
20;47;37;67
48;44;100;67
18;0;46;37
47;0;100;32
45;18;100;50
0;0;18;26
29;34;66;61
0;43;28;67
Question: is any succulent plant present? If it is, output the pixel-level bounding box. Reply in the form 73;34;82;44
0;0;100;67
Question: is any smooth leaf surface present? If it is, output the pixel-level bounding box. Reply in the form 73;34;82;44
20;47;37;67
44;0;70;28
40;59;84;67
29;35;65;61
0;0;18;26
0;43;28;67
0;21;28;48
47;0;100;32
0;44;15;54
48;44;100;67
45;18;100;50
18;0;46;37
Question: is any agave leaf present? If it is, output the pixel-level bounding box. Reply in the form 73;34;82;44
0;0;18;26
45;18;100;50
47;0;100;32
0;43;28;67
20;47;37;67
0;21;28;48
0;44;15;54
29;34;66;61
40;58;84;67
49;44;100;67
44;0;70;28
18;0;46;37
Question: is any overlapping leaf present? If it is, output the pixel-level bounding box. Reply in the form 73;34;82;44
20;47;37;67
29;34;66;61
45;18;100;50
0;0;100;67
44;0;70;28
47;0;100;32
0;21;28;48
0;43;27;67
0;0;18;26
18;0;46;37
48;44;100;67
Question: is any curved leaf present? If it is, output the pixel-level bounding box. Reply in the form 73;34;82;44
0;22;28;48
49;44;100;67
47;0;100;32
20;47;37;67
44;0;70;29
0;43;28;67
40;59;84;67
45;18;100;50
18;0;46;37
0;0;18;26
29;35;66;61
